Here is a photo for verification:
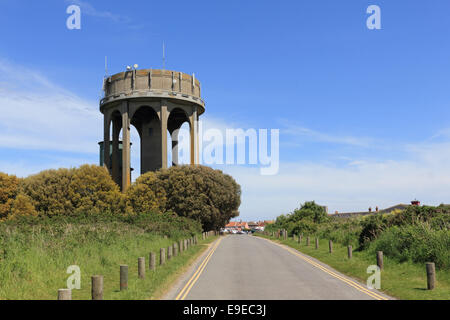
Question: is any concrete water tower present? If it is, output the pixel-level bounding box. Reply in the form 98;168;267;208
100;68;205;191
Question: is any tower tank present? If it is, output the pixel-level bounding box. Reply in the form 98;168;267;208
100;68;205;191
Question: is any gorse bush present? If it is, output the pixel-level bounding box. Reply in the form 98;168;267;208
0;173;20;219
126;171;166;213
8;194;37;220
19;165;124;216
20;168;73;215
67;165;125;215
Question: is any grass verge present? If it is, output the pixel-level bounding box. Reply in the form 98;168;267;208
0;214;217;300
255;233;450;300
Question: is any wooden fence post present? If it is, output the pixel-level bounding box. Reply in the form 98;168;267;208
376;251;383;270
348;245;352;259
167;246;173;261
426;262;436;290
138;257;145;279
91;275;103;300
298;234;302;244
178;240;184;254
329;240;333;253
58;289;71;300
160;248;166;265
315;237;319;249
149;252;156;270
173;243;178;257
120;265;128;291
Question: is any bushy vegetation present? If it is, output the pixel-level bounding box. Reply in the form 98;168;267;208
0;164;241;230
19;165;124;216
0;172;20;219
266;202;450;269
129;165;241;231
0;164;232;299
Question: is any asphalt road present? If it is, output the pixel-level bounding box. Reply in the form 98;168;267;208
164;235;391;300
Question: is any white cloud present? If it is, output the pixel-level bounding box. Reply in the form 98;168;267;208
280;121;374;147
0;59;101;154
222;146;450;221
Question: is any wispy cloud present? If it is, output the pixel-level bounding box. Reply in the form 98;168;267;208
0;59;100;154
280;121;374;148
223;146;450;220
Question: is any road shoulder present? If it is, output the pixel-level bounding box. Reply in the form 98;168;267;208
254;235;394;300
160;236;223;300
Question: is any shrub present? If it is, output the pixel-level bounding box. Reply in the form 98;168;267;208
8;194;38;219
126;171;166;213
68;164;124;215
0;173;20;219
371;223;450;269
266;201;328;236
359;214;389;247
20;165;124;215
136;165;241;230
20;168;74;215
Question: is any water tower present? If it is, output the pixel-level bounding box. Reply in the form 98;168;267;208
100;68;205;191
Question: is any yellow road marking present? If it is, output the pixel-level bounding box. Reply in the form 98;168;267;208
258;237;389;300
175;238;222;300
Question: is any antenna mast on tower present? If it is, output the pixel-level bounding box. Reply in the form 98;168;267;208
162;41;166;70
105;56;108;77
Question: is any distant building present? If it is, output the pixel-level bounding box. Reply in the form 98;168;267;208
224;221;249;232
330;200;421;218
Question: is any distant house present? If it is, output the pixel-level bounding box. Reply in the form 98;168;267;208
224;221;249;232
223;220;273;233
330;201;419;218
247;221;258;229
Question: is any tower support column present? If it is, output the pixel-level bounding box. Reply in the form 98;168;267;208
171;129;179;166
160;102;168;169
103;115;110;173
121;103;131;192
112;117;121;187
189;106;198;165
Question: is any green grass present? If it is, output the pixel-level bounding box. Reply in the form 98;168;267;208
0;231;217;300
0;214;216;300
256;233;450;300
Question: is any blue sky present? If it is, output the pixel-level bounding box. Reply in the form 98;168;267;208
1;0;450;220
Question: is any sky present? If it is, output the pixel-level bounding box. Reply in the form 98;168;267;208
1;0;450;221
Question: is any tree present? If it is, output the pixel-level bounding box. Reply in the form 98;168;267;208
132;165;241;230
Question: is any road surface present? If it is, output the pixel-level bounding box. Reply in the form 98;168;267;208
164;235;391;300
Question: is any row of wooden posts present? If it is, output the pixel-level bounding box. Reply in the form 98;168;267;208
57;231;217;300
269;229;436;290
